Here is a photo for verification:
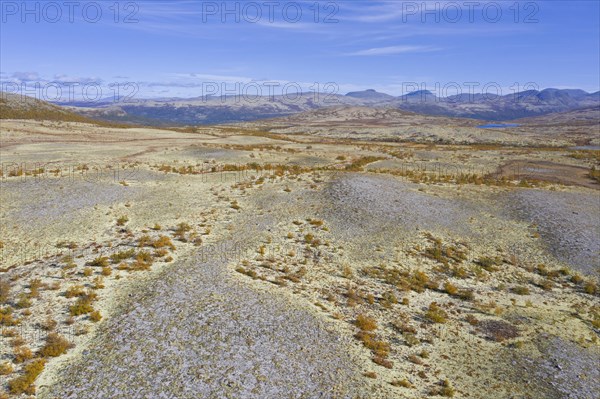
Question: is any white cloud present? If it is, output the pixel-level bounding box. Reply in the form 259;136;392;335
346;45;440;56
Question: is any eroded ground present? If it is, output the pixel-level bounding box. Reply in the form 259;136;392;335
0;120;598;399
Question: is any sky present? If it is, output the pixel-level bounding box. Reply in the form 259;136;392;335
1;0;599;101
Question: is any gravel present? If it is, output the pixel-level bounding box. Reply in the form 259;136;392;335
504;189;600;276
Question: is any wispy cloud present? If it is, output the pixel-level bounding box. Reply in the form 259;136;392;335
346;45;440;56
255;21;320;31
11;72;41;82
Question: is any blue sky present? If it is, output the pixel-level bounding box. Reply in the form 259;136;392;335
1;0;599;100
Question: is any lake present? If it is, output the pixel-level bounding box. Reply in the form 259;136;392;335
477;123;521;129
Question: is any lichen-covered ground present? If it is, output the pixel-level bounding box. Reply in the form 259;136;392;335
1;119;598;399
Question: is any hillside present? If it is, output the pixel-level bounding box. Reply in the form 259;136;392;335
0;92;129;127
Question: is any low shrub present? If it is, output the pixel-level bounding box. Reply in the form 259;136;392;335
0;361;13;375
444;281;458;295
13;346;33;363
373;356;393;369
8;358;46;395
355;314;378;331
425;302;448;324
38;333;73;357
391;379;413;388
0;280;10;303
65;285;85;298
89;310;102;322
88;256;109;267
584;281;598;295
69;297;94;316
16;294;31;309
116;216;129;226
512;286;530;295
475;256;502;272
153;235;176;250
110;249;135;263
363;371;377;379
174;222;192;241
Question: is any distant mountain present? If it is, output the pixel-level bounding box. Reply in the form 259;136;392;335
66;93;364;126
345;89;395;102
0;92;131;127
45;87;600;125
392;88;600;120
398;90;437;103
513;105;600;126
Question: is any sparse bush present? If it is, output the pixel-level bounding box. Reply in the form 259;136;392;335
83;267;93;277
571;274;584;284
355;331;390;358
138;235;153;247
7;358;45;395
381;291;398;308
174;222;192;240
65;285;85;298
457;289;475;301
403;333;420;347
0;280;10;303
92;276;105;289
540;279;554;291
13;346;33;363
29;278;43;298
69;297;94;316
391;379;413;388
10;336;25;347
88;256;109;267
373;356;393;369
444;281;458;295
466;314;479;326
512;286;530;295
101;266;112;276
153;235;176;250
475;256;502;272
116;216;129;226
89;310;102;322
584;281;597;295
0;361;13;375
431;379;455;397
154;248;169;258
425;302;448;324
110;249;135;263
41;317;57;331
342;265;353;279
39;333;73;357
16;293;31;309
0;307;19;326
408;354;423;365
355;314;378;331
